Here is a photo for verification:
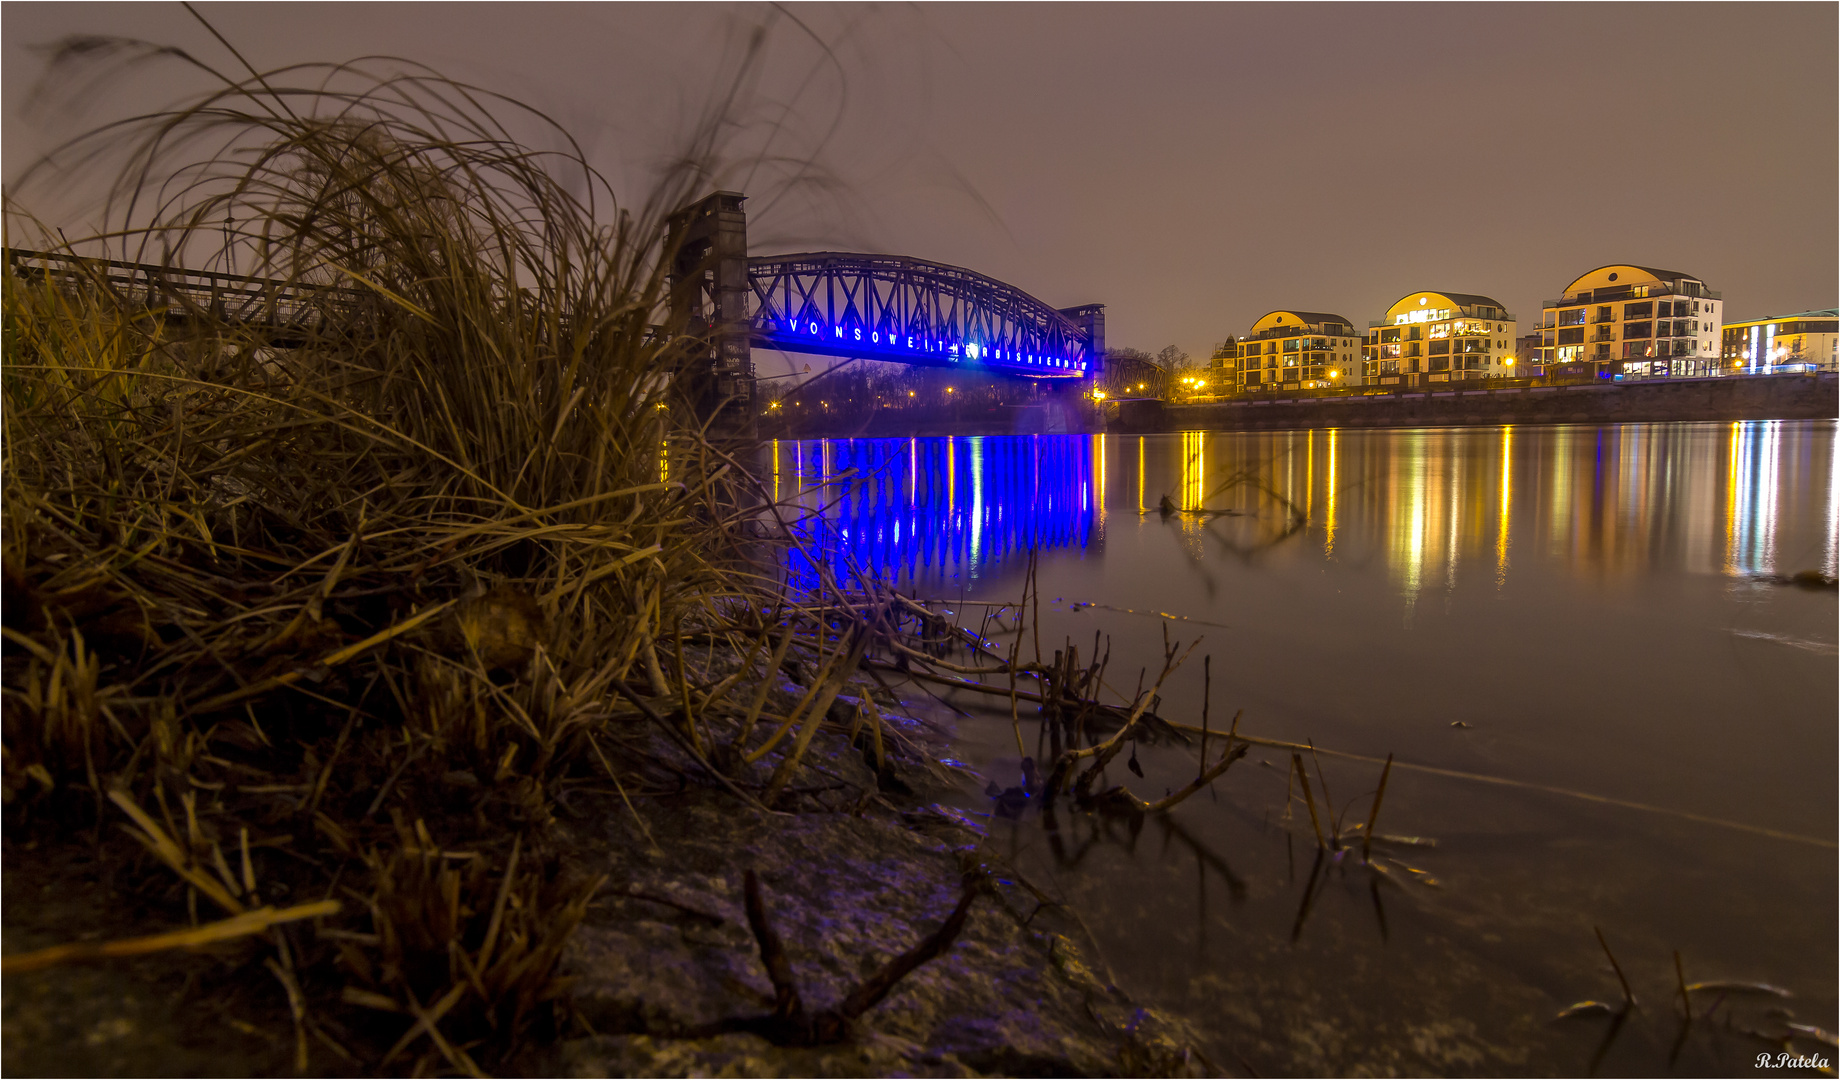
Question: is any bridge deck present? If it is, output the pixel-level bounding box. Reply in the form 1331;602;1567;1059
7;248;365;333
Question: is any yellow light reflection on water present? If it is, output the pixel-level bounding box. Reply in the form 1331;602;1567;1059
1828;429;1840;578
1095;433;1107;530
1444;430;1462;593
1324;428;1338;559
1496;426;1512;587
1183;431;1204;512
1177;431;1207;556
1725;421;1741;573
1305;429;1315;522
1390;429;1429;625
1549;427;1572;556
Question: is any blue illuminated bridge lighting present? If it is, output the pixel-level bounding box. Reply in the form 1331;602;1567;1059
747;252;1101;379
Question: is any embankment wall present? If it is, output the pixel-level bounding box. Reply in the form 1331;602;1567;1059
1124;373;1837;434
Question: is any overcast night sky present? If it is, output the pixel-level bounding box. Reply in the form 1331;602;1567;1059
4;2;1835;365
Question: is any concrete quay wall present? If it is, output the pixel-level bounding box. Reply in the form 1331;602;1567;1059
1125;373;1837;433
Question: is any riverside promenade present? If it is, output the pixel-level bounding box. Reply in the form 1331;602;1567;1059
1120;372;1837;433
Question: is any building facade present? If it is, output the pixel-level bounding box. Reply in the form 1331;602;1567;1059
1361;291;1517;387
1537;265;1721;379
1721;309;1840;374
1231;311;1360;391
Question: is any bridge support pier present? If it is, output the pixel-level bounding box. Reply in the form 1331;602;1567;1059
666;191;755;438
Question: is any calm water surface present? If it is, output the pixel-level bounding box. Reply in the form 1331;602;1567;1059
771;421;1837;1075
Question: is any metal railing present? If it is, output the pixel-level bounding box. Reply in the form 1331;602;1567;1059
7;247;367;335
1543;282;1723;309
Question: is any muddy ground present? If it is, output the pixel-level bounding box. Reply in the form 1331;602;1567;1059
3;690;1216;1078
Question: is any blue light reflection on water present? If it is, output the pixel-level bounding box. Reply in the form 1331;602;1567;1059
773;435;1099;592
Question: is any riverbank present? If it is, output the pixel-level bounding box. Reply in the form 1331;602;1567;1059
761;373;1835;440
1133;371;1837;433
3;673;1212;1078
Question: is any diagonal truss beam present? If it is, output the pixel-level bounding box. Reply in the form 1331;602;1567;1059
748;252;1100;379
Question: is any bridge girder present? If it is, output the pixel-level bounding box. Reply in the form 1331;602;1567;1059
748;252;1102;380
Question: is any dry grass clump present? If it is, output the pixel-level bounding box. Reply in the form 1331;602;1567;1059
0;39;795;1069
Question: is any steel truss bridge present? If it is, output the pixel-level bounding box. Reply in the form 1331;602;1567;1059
666;192;1104;411
10;191;1104;427
748;252;1102;379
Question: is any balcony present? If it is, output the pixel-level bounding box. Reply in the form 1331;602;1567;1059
1377;309;1516;327
1544;282;1722;310
1249;324;1356;340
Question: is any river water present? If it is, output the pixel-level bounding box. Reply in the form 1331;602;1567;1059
769;421;1837;1076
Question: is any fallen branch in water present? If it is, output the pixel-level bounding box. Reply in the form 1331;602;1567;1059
1043;626;1197;795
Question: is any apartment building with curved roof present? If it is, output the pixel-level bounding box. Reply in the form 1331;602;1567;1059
1362;290;1517;387
1231;309;1362;391
1537;265;1722;379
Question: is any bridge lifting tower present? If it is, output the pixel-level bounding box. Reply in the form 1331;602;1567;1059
665;191;755;435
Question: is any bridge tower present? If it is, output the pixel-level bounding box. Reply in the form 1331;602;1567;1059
1059;304;1106;381
665;191;754;436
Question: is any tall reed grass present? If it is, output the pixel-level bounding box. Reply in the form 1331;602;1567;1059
2;39;792;1069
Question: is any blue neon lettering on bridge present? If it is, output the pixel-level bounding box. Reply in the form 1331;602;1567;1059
770;317;1084;371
